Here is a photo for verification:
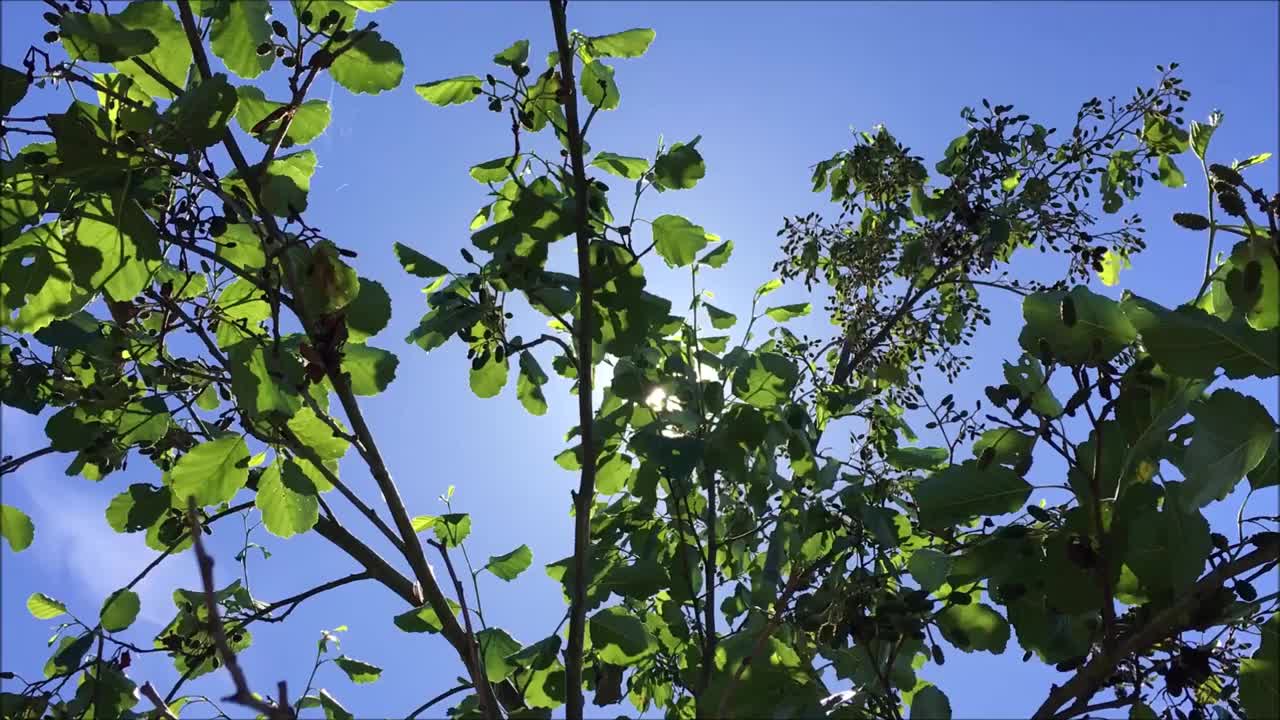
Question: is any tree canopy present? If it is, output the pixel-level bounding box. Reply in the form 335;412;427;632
0;2;1277;719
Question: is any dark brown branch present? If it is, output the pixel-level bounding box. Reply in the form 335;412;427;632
173;2;490;705
0;445;57;476
548;2;598;717
185;500;294;720
427;539;495;715
1031;537;1280;720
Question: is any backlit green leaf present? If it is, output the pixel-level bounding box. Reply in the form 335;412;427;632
27;592;67;620
256;459;319;538
591;152;648;179
415;76;483;106
765;303;811;322
589;606;657;665
99;589;140;632
487;544;533;581
331;31;404;94
169;435;250;507
584;28;655;59
209;0;273;79
333;656;382;684
1;505;34;552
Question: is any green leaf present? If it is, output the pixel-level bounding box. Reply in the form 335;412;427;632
910;685;952;720
106;484;171;533
516;352;549;416
914;462;1032;530
591;152;649;179
1240;614;1279;720
1019;286;1136;365
1096;250;1130;287
469;156;518;183
1003;355;1063;417
1235;152;1272;170
393;242;449;278
756;278;783;297
155;73;239;152
434;513;471;548
1;225;94;333
333;656;382;684
732;352;798;409
318;689;353;720
209;0;273;79
331;31;404;94
113;1;192;100
887;446;948;471
493;39;529;67
1;65;29;116
580;61;619;110
392;600;459;634
653;140;705;190
972;429;1035;468
169;435;250;507
908;549;952;592
235;149;317;217
60;12;159;62
698;240;734;269
45;634;92;678
585;28;655;59
1122;295;1279;379
477;627;522;683
301;240;360;313
69;193;163;302
1177;389;1275;509
27;592;67;620
345;278;391;342
415;76;483;106
256;459;319;538
1126;501;1210;592
937;604;1010;653
703;303;736;330
1190;116;1219;160
765;303;811;322
588;606;657;665
486;544;533;581
596;452;633;495
344;0;394;10
1;505;34;552
469;352;509;399
216;223;266;271
227;342;303;417
1249;433;1278;490
1131;703;1158;720
1157;154;1186;188
235;87;331;146
99;589;140;632
342;343;399;395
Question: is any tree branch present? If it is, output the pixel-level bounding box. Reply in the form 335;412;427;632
185;500;294;720
172;3;492;707
548;3;598;718
1031;537;1280;720
0;445;57;476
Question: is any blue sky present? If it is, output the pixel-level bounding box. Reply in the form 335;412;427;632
2;1;1278;717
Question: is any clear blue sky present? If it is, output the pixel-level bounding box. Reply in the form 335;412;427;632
2;1;1277;717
